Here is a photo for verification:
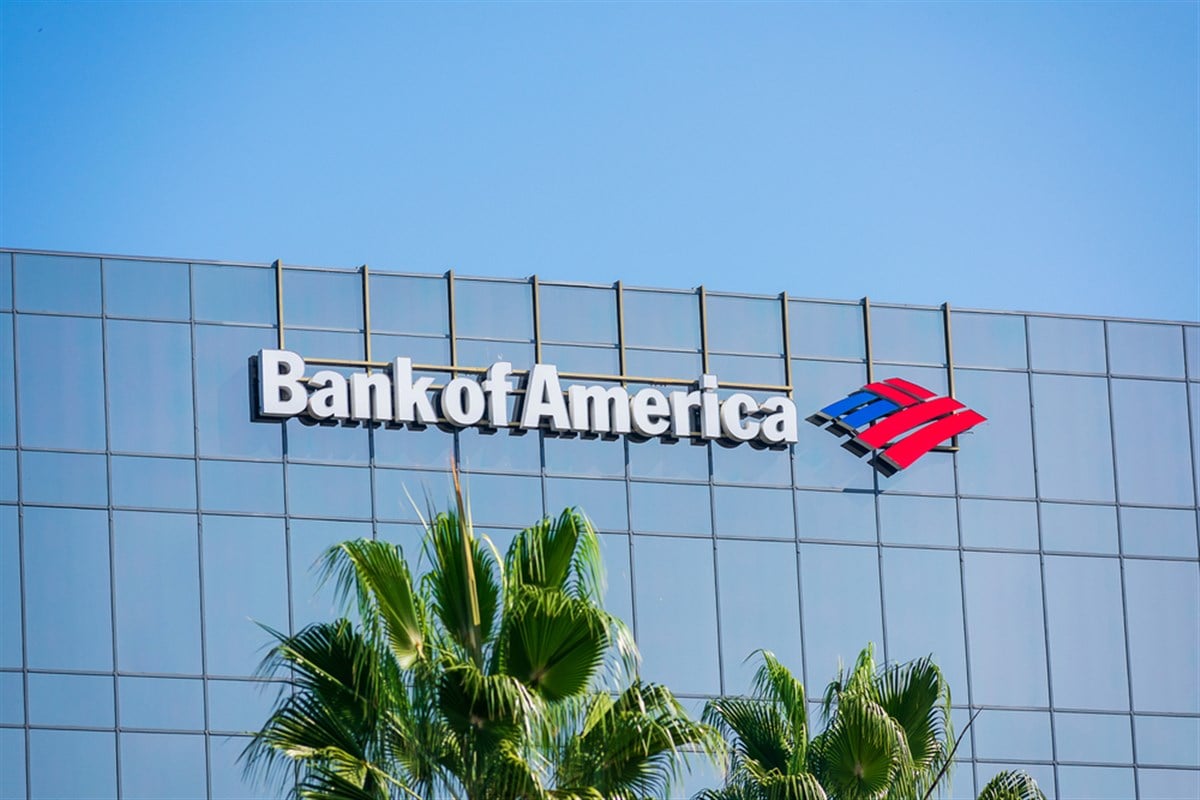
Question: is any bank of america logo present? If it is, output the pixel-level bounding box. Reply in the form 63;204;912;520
806;378;986;477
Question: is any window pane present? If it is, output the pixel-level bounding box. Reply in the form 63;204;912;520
372;333;450;365
456;339;535;370
285;328;363;361
879;494;957;547
1044;555;1128;710
283;269;363;330
800;544;882;680
209;678;279;734
706;295;782;355
193;264;275;324
24;507;111;670
596;533;633;640
1137;768;1200;800
111;456;197;511
210;734;276;800
29;729;116;800
1028;316;1107;374
791;360;874;491
195;324;282;458
18;315;106;450
627;437;708;482
870;306;945;365
0;729;22;800
1135;715;1200;767
1040;502;1118;555
285;417;370;465
1186;326;1199;380
28;673;114;727
1108;322;1185;378
1111;379;1194;506
460;473;543;527
0;450;12;503
203;515;288;676
951;312;1027;369
711;441;790;486
955;370;1035;498
120;732;207;800
103;259;189;320
287;464;371;518
963;552;1048;706
960;499;1038;550
459;426;540;473
21;450;107;506
1125;560;1199;713
544;434;625;478
630;482;711;535
114;511;202;673
108;320;195;455
1054;711;1132;763
291;519;372;630
0;671;21;724
718;539;802;694
544;477;627;532
874;439;955;495
633;536;720;694
1031;374;1115;501
623;348;702;379
370;274;448;335
540;344;620;374
796;490;876;543
714;486;793;539
374;468;450;522
200;460;284;514
119;677;205;730
623;290;700;350
14;253;101;314
0;506;19;667
1120;507;1198;558
0;253;10;310
1056;766;1134;800
454;279;532;340
882;547;968;702
0;313;13;447
374;425;455;470
789;300;864;360
972;709;1051;761
708;353;785;385
539;285;617;344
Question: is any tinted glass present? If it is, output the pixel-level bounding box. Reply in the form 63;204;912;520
714;486;793;539
374;425;455;470
287;464;371;518
623;348;702;379
1107;321;1185;378
596;532;634;629
283;269;363;330
800;544;882;680
0;449;12;502
24;507;112;670
708;353;786;385
0;506;19;666
717;539;802;693
544;477;628;532
1056;766;1134;800
195;324;282;458
459;426;540;473
789;300;864;360
1138;769;1200;800
285;328;363;361
192;264;276;324
963;552;1048;706
285;417;370;466
1040;502;1119;554
1110;379;1194;506
459;473;543;527
370;274;449;335
1028;316;1107;373
210;734;276;800
200;459;284;514
28;729;116;800
456;338;535;370
539;285;617;344
108;320;195;455
17;315;106;450
1044;555;1128;710
711;441;791;486
0;253;10;309
796;490;876;543
103;259;189;320
544;434;625;478
209;678;280;734
113;511;202;673
540;343;620;374
1135;715;1200;767
120;732;207;800
27;672;114;727
622;290;701;350
0;671;20;724
374;467;451;522
454;279;533;340
951;312;1027;368
291;519;372;630
1120;506;1198;558
1186;326;1199;380
1031;374;1115;501
870;306;946;365
630;482;711;535
878;494;957;547
1124;560;1199;713
111;455;197;511
955;369;1036;498
972;709;1052;761
627;437;709;482
959;499;1038;550
371;333;450;365
21;450;107;506
1053;711;1132;763
119;676;205;730
14;253;101;314
0;314;13;447
706;295;782;355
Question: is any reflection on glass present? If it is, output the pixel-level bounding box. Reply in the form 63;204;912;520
869;306;946;365
1056;766;1134;800
630;482;711;535
539;285;618;344
0;254;10;310
1053;711;1131;763
1137;769;1200;800
456;339;535;370
1040;503;1119;554
111;455;197;511
0;672;21;724
544;477;628;532
1135;715;1200;767
283;269;363;330
103;259;190;320
540;344;620;375
210;734;277;800
18;315;106;450
972;709;1051;761
459;426;541;473
288;464;371;518
623;349;703;380
200;460;284;514
285;416;371;465
374;468;450;522
1107;321;1185;378
1111;379;1194;506
460;473;543;527
708;353;786;385
789;300;864;361
374;424;455;470
800;544;882;681
21;450;107;506
951;312;1027;369
1043;555;1128;710
1125;560;1199;713
14;253;101;314
108;320;195;455
195;324;282;458
28;672;114;727
1031;374;1115;502
454;279;533;340
370;274;449;336
959;499;1038;550
285;328;363;361
628;437;709;482
718;539;802;694
291;519;372;631
0;313;13;447
209;678;281;734
711;441;790;486
622;290;700;350
1120;507;1198;558
955;370;1035;498
1186;326;1199;380
713;486;793;539
0;506;19;667
963;552;1048;707
1028;316;1107;373
120;732;207;800
193;264;276;324
544;434;625;478
0;450;12;503
119;677;205;730
878;494;957;547
371;333;450;365
29;729;116;800
705;295;782;355
796;490;875;542
596;532;634;634
793;423;875;492
0;729;21;800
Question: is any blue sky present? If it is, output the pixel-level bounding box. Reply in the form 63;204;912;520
1;1;1196;321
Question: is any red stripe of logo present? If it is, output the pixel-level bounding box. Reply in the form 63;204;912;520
883;377;938;400
877;409;987;472
853;396;965;450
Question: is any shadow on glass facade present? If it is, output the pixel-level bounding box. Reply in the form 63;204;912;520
0;249;1198;800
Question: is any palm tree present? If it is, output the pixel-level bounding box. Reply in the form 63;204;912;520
696;647;1045;800
243;468;721;800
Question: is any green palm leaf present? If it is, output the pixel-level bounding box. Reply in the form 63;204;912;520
975;770;1047;800
501;587;610;701
809;695;901;800
425;507;500;664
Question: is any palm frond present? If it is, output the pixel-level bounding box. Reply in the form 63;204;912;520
974;770;1047;800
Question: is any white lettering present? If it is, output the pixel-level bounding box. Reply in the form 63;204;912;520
307;370;349;420
568;384;630;435
669;389;701;438
720;393;760;443
442;377;486;425
699;374;721;439
481;362;513;428
392;357;438;425
630;388;671;436
258;349;308;417
350;371;393;422
758;396;799;445
520;364;570;431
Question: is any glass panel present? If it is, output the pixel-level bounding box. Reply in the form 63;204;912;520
1125;560;1199;713
1108;322;1185;378
374;468;450;522
283;269;363;330
195;324;282;458
0;728;23;800
978;764;1056;800
793;423;875;491
706;295;782;355
789;300;864;360
714;486;793;539
456;338;535;370
192;264;276;324
633;536;720;694
708;353;785;385
1121;507;1198;558
796;490;876;543
1041;502;1119;555
28;729;116;800
108;320;195;455
960;499;1038;550
963;552;1048;706
1028;316;1107;374
870;306;946;365
544;434;625;478
1053;711;1132;763
791;358;867;422
1135;715;1200;767
0;253;10;309
0;671;21;724
454;279;532;340
111;456;196;511
627;437;708;482
0;450;12;502
951;312;1027;369
711;441;790;486
878;494;957;547
1137;768;1200;800
119;677;205;730
24;507;111;670
544;477;628;532
287;464;371;518
623;348;702;379
27;672;114;727
0;506;19;667
371;333;450;365
1056;767;1134;800
955;369;1036;498
539;285;617;344
373;425;455;469
103;259;189;320
285;328;363;361
113;511;202;673
285;416;370;465
1031;374;1115;502
369;274;449;336
1111;379;1194;506
1044;555;1128;710
459;426;540;473
1186;326;1199;380
120;732;207;800
17;315;106;450
596;532;633;634
800;544;882;680
200;460;284;514
21;450;107;506
874;443;955;495
0;313;13;447
881;547;969;702
972;709;1051;761
290;519;372;631
717;539;802;694
540;344;620;375
210;734;276;800
629;482;711;535
459;473;543;527
202;515;288;676
209;679;280;734
14;253;101;314
622;290;700;350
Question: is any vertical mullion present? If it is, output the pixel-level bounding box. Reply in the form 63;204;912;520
9;261;33;800
862;297;874;384
615;281;638;642
698;286;709;375
274;260;285;350
781;293;793;398
99;258;123;800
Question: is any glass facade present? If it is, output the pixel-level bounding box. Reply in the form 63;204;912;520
0;248;1198;800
